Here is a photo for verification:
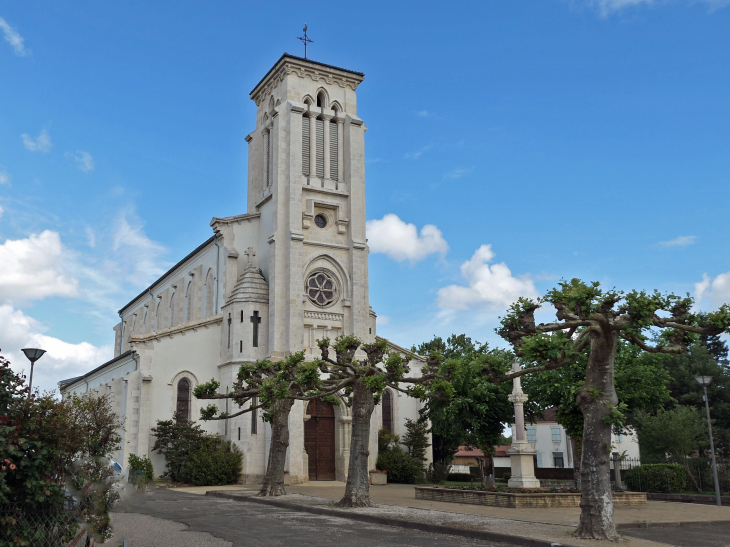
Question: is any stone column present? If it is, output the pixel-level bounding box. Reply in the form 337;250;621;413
507;361;541;489
336;117;344;183
307;111;317;180
322;113;332;180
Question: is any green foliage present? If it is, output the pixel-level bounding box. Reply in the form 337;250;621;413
633;407;707;461
378;427;399;454
128;454;154;481
402;419;430;466
623;464;687;492
184;437;242;486
659;344;730;456
376;446;421;484
193;379;220;399
0;353;123;544
151;415;205;482
416;335;513;466
522;339;674;440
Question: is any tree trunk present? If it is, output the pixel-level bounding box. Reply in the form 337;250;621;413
337;379;375;508
570;436;582;490
575;327;620;541
258;398;294;497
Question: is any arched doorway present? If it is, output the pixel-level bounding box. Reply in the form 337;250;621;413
305;399;336;480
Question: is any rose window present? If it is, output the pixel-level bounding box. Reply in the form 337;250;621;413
306;270;339;307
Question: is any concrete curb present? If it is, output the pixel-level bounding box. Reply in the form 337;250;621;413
205;491;581;547
617;519;730;529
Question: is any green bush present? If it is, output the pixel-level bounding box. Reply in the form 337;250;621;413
128;454;154;481
151;415;205;482
376;446;421;484
624;464;687;492
184;437;243;486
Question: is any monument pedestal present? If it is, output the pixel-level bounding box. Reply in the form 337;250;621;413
507;443;541;489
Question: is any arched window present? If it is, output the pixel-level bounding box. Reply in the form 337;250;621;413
382;390;393;432
168;291;176;327
205;270;215;316
176;378;191;421
185;281;193;322
154;299;161;331
316;92;325;107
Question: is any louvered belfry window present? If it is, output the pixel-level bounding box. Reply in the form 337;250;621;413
315;118;325;178
329;122;338;181
302;115;310;176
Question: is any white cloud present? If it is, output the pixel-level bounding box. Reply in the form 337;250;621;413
658;235;696;247
21;129;52;152
416;110;433;117
444;167;474;180
0;206;4;221
437;244;539;311
0;17;27;57
366;214;449;263
65;150;94;172
405;145;432;160
0;305;112;394
377;315;390;327
0;230;79;304
586;0;730;16
0;169;9;185
85;226;96;248
111;214;168;285
695;272;730;309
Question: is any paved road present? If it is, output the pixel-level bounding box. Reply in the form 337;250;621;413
622;522;730;547
112;488;509;547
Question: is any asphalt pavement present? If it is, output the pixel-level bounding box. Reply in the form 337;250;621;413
621;522;730;547
112;487;510;547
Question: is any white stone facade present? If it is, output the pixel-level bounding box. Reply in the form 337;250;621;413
61;54;430;483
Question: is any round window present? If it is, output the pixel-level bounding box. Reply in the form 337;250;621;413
305;269;339;307
314;214;327;228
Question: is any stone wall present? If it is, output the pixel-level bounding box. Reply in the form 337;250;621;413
414;487;646;508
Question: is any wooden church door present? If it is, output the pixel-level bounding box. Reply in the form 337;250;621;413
305;399;336;480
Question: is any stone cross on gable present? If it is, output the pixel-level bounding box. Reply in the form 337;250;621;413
244;247;256;265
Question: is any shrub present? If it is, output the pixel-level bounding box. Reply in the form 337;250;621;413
402;419;430;467
151;415;205;482
624;464;687;492
184;437;243;486
426;460;450;484
128;454;154;481
376;446;421;484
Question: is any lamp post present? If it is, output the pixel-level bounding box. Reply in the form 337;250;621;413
21;348;46;397
695;375;722;507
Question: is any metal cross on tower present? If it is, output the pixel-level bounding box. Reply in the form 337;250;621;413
298;24;313;59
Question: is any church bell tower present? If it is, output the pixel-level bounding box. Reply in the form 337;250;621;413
246;54;375;360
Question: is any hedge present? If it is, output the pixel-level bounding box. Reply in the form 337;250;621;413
624;464;687;492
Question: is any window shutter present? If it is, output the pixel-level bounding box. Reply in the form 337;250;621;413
329;122;338;181
315;118;324;178
302;116;310;176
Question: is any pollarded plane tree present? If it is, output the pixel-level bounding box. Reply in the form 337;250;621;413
314;335;449;508
193;351;347;496
491;279;730;541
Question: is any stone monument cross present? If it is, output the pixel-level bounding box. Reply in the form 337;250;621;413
506;360;541;488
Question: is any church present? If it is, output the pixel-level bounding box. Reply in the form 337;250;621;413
60;53;430;484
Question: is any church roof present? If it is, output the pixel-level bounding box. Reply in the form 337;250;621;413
250;53;364;98
118;235;215;315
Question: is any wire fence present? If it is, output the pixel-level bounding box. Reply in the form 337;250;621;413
612;456;730;494
0;504;90;547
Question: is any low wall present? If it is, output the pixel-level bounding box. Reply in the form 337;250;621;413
647;492;730;505
415;487;646;508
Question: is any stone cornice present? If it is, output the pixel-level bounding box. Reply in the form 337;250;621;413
210;213;260;231
251;55;364;107
130;315;222;344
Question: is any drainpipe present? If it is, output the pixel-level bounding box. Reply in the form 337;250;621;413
214;234;221;314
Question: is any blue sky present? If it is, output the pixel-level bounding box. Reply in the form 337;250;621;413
1;0;730;392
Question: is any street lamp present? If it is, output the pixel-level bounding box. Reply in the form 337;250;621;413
21;348;46;397
695;375;722;507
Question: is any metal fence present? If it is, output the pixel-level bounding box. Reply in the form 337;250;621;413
611;456;730;494
0;504;90;547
